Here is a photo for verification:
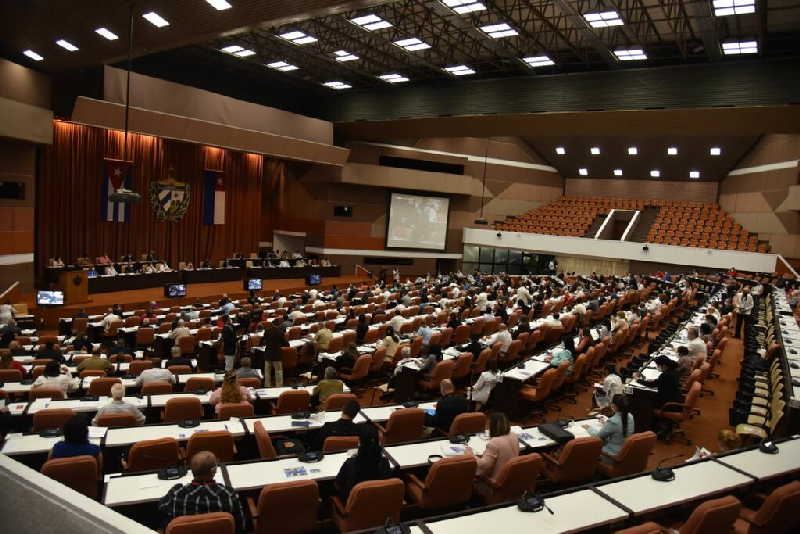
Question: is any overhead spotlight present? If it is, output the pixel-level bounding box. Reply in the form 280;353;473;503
628;146;638;155
590;147;601;155
578;168;588;176
23;49;44;61
689;170;701;179
614;169;623;176
650;170;661;178
710;146;722;155
555;146;566;155
95;27;119;40
667;146;678;155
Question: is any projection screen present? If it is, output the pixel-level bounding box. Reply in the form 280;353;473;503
386;192;450;250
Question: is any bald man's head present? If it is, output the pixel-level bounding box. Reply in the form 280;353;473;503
190;451;217;481
110;383;124;400
440;379;454;396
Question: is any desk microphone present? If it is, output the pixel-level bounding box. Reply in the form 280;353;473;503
651;453;683;482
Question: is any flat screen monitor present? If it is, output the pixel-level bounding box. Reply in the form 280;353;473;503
245;278;262;291
36;290;64;306
386;192;450;250
306;274;321;286
86;268;98;278
164;284;187;298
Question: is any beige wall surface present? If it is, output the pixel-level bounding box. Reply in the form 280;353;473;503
0;58;51;109
720;135;800;259
0;138;36;292
565;178;718;203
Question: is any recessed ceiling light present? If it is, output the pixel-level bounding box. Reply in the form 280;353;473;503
443;65;475;76
279;31;318;45
442;1;487;14
350;14;392;31
394;38;431;51
590;147;601;155
323;81;352;90
710;147;722;155
334;50;359;62
721;40;758;55
614;48;647;61
233;49;256;57
689;170;701;179
95;27;119;40
614;169;623;176
56;39;79;52
378;73;409;83
713;0;755;17
206;0;232;10
479;23;518;39
220;45;243;53
522;56;554;68
650;170;661;178
142;11;170;28
583;11;624;28
266;61;299;72
667;147;678;155
628;146;638;155
23;49;43;61
555;146;566;155
578;168;588;176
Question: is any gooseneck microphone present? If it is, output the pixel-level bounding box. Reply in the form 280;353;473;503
651;453;684;481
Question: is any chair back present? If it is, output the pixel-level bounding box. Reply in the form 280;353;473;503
32;408;76;432
604;431;657;478
678;495;741;534
186;430;235;462
129;360;153;376
340;479;405;532
552;436;603;485
369;347;386;375
347;355;372;381
165;512;235;534
473;348;492;375
681;382;702;418
79;369;106;378
142;380;173;395
218;401;254;420
748;480;800;534
281;347;298;374
253;421;277;459
185;377;214;392
178;335;197;355
420;456;477;509
29;386;66;401
126;437;181;472
238;376;261;388
487;453;544;504
382;408;426;444
95;412;138;428
423;359;456;391
254;480;319;534
614;522;664;534
451;353;473;380
452;325;471;344
527;368;557;402
162;396;203;422
324;393;357;411
168;365;193;376
275;390;310;414
550;361;570;392
41;455;98;499
323;436;360;452
0;368;23;382
448;412;487;437
88;377;121;396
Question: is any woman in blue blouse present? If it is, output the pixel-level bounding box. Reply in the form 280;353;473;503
548;335;576;375
584;394;634;461
48;416;102;465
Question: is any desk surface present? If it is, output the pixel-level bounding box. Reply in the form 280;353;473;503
104;420;246;447
1;433;102;455
225;452;350;491
716;437;800;480
359;402;437;423
419;489;628;534
241;411;367;434
104;470;225;507
594;459;753;515
384;437;490;469
148;392;211;407
26;396;147;415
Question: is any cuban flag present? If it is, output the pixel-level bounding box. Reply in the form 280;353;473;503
203;170;225;225
102;159;132;222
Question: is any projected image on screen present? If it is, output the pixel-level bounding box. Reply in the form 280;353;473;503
386;192;450;250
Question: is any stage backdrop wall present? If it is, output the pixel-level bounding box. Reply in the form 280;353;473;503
37;121;269;276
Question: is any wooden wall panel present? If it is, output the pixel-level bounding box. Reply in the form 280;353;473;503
565;178;718;203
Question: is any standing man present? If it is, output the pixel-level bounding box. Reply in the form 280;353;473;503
261;320;289;387
732;285;754;339
222;315;237;371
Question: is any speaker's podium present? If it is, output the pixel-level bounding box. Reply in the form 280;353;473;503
57;270;89;304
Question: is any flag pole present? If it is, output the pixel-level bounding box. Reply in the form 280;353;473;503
123;1;134;162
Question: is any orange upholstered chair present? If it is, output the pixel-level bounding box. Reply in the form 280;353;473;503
142;380;173;395
88;377;121;396
129;360;154;376
377;408;426;445
32;408;75;432
331;478;405;533
417;359;455;392
446;412;487;437
324;393;357;411
614;522;664;534
123;437;182;472
247;480;319;534
272;390;310;415
40;455;99;499
218;402;254;420
162;396;203;423
165;512;235;534
597;431;657;478
323;436;360;453
168;365;193;376
675;495;741;534
0;368;23;382
653;382;701;443
542;436;603;485
340;355;371;383
253;421;277;460
94;412;139;428
406;455;477;510
479;453;544;505
184;376;214;392
733;480;800;534
238;376;262;389
29;387;66;401
186;430;235;462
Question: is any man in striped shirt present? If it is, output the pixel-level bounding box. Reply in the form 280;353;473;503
159;451;245;531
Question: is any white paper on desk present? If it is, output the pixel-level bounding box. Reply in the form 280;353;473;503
139;478;165;490
5;433;23;440
88;426;108;439
510;425;523;435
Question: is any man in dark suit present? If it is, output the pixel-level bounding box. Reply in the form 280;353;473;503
313;400;362;450
427;379;469;432
464;335;483;359
261;321;289;387
37;341;66;364
164;346;194;370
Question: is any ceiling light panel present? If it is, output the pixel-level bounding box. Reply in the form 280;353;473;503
628;146;638;155
650;170;660;178
394;38;431;51
689;171;701;179
583;11;624;28
667;147;678;155
142;11;170;27
710;147;722;155
379;73;409;83
56;39;79;51
233;49;256;57
279;31;317;45
578;168;588;176
479;23;518;39
721;40;758;54
220;45;243;53
206;0;232;10
614;169;623;176
267;61;299;71
614;48;647;60
323;81;352;90
522;56;554;68
23;49;43;61
713;0;756;17
443;65;475;76
442;1;486;14
350;14;392;31
555;146;566;155
334;50;359;61
95;27;119;40
590;147;601;155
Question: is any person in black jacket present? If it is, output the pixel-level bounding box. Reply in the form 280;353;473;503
222;315;237;371
426;379;470;432
464;335;483;359
314;400;362;451
335;427;393;502
355;315;368;344
261;321;289;387
165;346;195;370
70;333;91;353
637;355;683;408
37;341;65;364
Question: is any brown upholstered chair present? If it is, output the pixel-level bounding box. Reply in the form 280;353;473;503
78;369;106;378
479;453;544;505
218;401;254;420
733;480;800;534
168;365;193;376
238;377;262;389
653;382;701;443
446;412;487;437
614;522;664;534
184;376;214;392
247;480;319;534
32;408;75;432
597;431;657;478
331;478;405;533
417;359;455;393
123;437;182;472
323;436;360;453
340;355;371;383
406;455;477;510
135;327;155;350
542;436;603;485
142;380;173;395
40;455;99;499
377;408;426;445
272;390;310;415
519;368;557;403
0;368;23;382
253;421;277;459
675;495;741;534
88;377;121;396
186;430;235;462
129;360;154;376
324;393;357;411
178;335;197;355
162;396;203;423
165;512;235;534
451;353;474;383
94;412;139;428
29;386;66;401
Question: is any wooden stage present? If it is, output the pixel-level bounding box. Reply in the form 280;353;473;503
36;275;369;327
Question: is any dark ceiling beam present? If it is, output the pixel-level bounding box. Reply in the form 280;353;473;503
517;0;593;65
683;0;722;60
481;0;561;63
606;0;657;47
550;0;618;66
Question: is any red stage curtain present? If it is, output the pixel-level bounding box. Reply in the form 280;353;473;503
37;121;271;272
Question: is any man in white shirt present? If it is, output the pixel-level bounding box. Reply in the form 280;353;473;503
732;286;754;338
685;326;707;362
288;309;305;322
171;319;191;340
543;313;563;328
136;366;176;387
516;285;531;306
92;383;145;426
389;312;406;334
102;308;121;333
487;324;512;354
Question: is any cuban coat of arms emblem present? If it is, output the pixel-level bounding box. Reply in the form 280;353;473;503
149;167;190;222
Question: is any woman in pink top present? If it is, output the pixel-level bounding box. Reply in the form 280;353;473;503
209;371;253;416
468;412;519;484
